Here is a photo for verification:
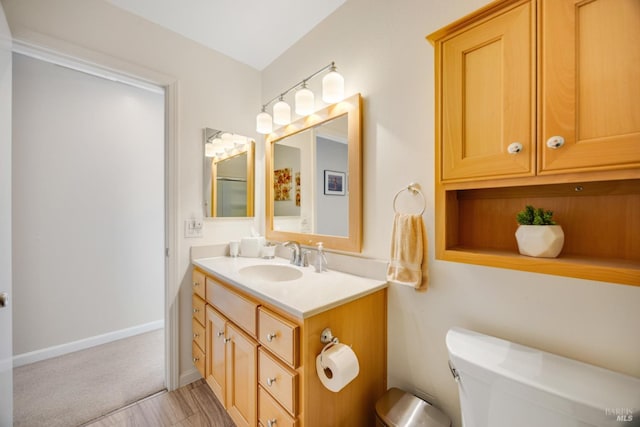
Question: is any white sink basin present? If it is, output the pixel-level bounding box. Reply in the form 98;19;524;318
238;264;303;282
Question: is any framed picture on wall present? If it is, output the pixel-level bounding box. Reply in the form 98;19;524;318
324;170;346;195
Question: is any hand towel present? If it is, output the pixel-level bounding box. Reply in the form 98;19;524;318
386;212;428;291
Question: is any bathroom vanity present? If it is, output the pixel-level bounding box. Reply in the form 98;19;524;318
191;256;387;427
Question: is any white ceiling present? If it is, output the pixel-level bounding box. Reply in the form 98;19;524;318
105;0;346;70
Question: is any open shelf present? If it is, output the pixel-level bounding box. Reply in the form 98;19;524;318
438;179;640;286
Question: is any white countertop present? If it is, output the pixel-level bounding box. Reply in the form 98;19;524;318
192;256;388;319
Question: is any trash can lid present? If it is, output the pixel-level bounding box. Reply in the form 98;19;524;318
375;388;451;427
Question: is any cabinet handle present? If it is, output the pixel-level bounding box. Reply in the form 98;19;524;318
192;308;199;314
193;333;199;339
267;419;277;427
224;338;232;343
546;136;565;149
266;333;277;342
192;357;199;363
507;142;523;154
266;377;276;386
217;330;225;338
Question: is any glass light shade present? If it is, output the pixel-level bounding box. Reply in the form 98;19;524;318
273;100;291;125
233;134;247;146
256;111;273;134
204;142;215;157
322;70;344;103
295;87;315;115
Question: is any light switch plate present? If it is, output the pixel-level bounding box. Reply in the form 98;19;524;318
184;218;203;238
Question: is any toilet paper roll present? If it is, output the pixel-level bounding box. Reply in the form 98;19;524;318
315;343;359;392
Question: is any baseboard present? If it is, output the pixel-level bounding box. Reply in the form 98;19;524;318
179;367;203;388
13;320;164;367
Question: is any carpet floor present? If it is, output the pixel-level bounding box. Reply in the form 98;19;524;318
13;328;165;427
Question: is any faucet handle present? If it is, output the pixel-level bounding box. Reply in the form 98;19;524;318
300;250;310;267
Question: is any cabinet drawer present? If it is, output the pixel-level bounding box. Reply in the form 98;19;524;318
192;317;205;350
192;340;205;378
258;386;298;427
258;348;298;415
207;278;258;336
192;269;206;300
192;294;206;325
258;308;299;368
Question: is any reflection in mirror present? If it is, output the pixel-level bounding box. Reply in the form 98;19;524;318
203;128;255;218
266;93;361;252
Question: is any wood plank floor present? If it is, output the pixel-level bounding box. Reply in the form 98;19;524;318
82;379;236;427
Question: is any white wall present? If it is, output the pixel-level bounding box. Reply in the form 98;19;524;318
0;2;12;424
0;0;261;380
261;0;640;426
12;53;164;355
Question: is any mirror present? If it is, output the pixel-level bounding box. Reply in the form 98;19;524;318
203;128;255;217
266;93;362;252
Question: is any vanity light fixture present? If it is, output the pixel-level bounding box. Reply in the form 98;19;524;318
206;130;253;161
273;96;291;125
256;61;344;134
295;81;315;115
256;107;273;134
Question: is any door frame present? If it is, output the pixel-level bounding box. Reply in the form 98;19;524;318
12;39;180;391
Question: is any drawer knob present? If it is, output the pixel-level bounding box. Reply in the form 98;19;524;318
224;338;232;343
546;135;565;149
193;333;199;339
193;281;199;287
217;330;225;338
266;377;276;387
267;419;277;427
266;332;277;342
192;357;199;363
192;308;199;314
507;142;523;154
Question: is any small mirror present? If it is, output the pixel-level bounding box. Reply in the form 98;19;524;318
266;93;362;252
203;128;255;218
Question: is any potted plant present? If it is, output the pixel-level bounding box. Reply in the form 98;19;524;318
515;205;564;258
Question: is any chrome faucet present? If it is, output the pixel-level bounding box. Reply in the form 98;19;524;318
283;241;308;266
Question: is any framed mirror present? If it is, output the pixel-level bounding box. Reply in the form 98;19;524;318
265;93;362;252
203;128;255;218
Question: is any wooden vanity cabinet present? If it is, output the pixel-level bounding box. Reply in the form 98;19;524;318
428;0;640;286
191;270;207;377
192;266;387;426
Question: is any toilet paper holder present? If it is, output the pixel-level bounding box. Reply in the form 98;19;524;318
321;327;339;345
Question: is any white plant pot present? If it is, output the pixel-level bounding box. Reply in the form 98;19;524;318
515;225;565;258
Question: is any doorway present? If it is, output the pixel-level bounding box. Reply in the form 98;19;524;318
11;52;168;425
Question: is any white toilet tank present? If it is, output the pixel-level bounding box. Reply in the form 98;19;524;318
446;327;640;427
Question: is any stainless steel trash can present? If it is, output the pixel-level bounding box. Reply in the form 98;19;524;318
375;388;451;427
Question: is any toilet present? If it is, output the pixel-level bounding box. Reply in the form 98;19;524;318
446;327;640;427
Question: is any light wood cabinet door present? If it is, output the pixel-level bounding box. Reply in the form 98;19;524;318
225;322;258;427
205;306;227;407
539;0;640;173
439;0;535;181
192;269;206;300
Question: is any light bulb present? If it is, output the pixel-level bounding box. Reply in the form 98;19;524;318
322;68;344;103
273;99;291;125
295;85;315;116
256;111;273;134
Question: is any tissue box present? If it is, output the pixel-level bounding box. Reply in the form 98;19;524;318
240;237;264;258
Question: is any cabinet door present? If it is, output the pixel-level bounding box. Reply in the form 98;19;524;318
539;0;640;173
205;306;227;407
226;322;258;427
439;0;535;181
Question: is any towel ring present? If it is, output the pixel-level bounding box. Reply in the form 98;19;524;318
393;183;426;215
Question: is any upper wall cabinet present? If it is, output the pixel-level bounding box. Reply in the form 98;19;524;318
428;0;640;286
539;0;640;174
436;0;535;182
430;0;640;183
